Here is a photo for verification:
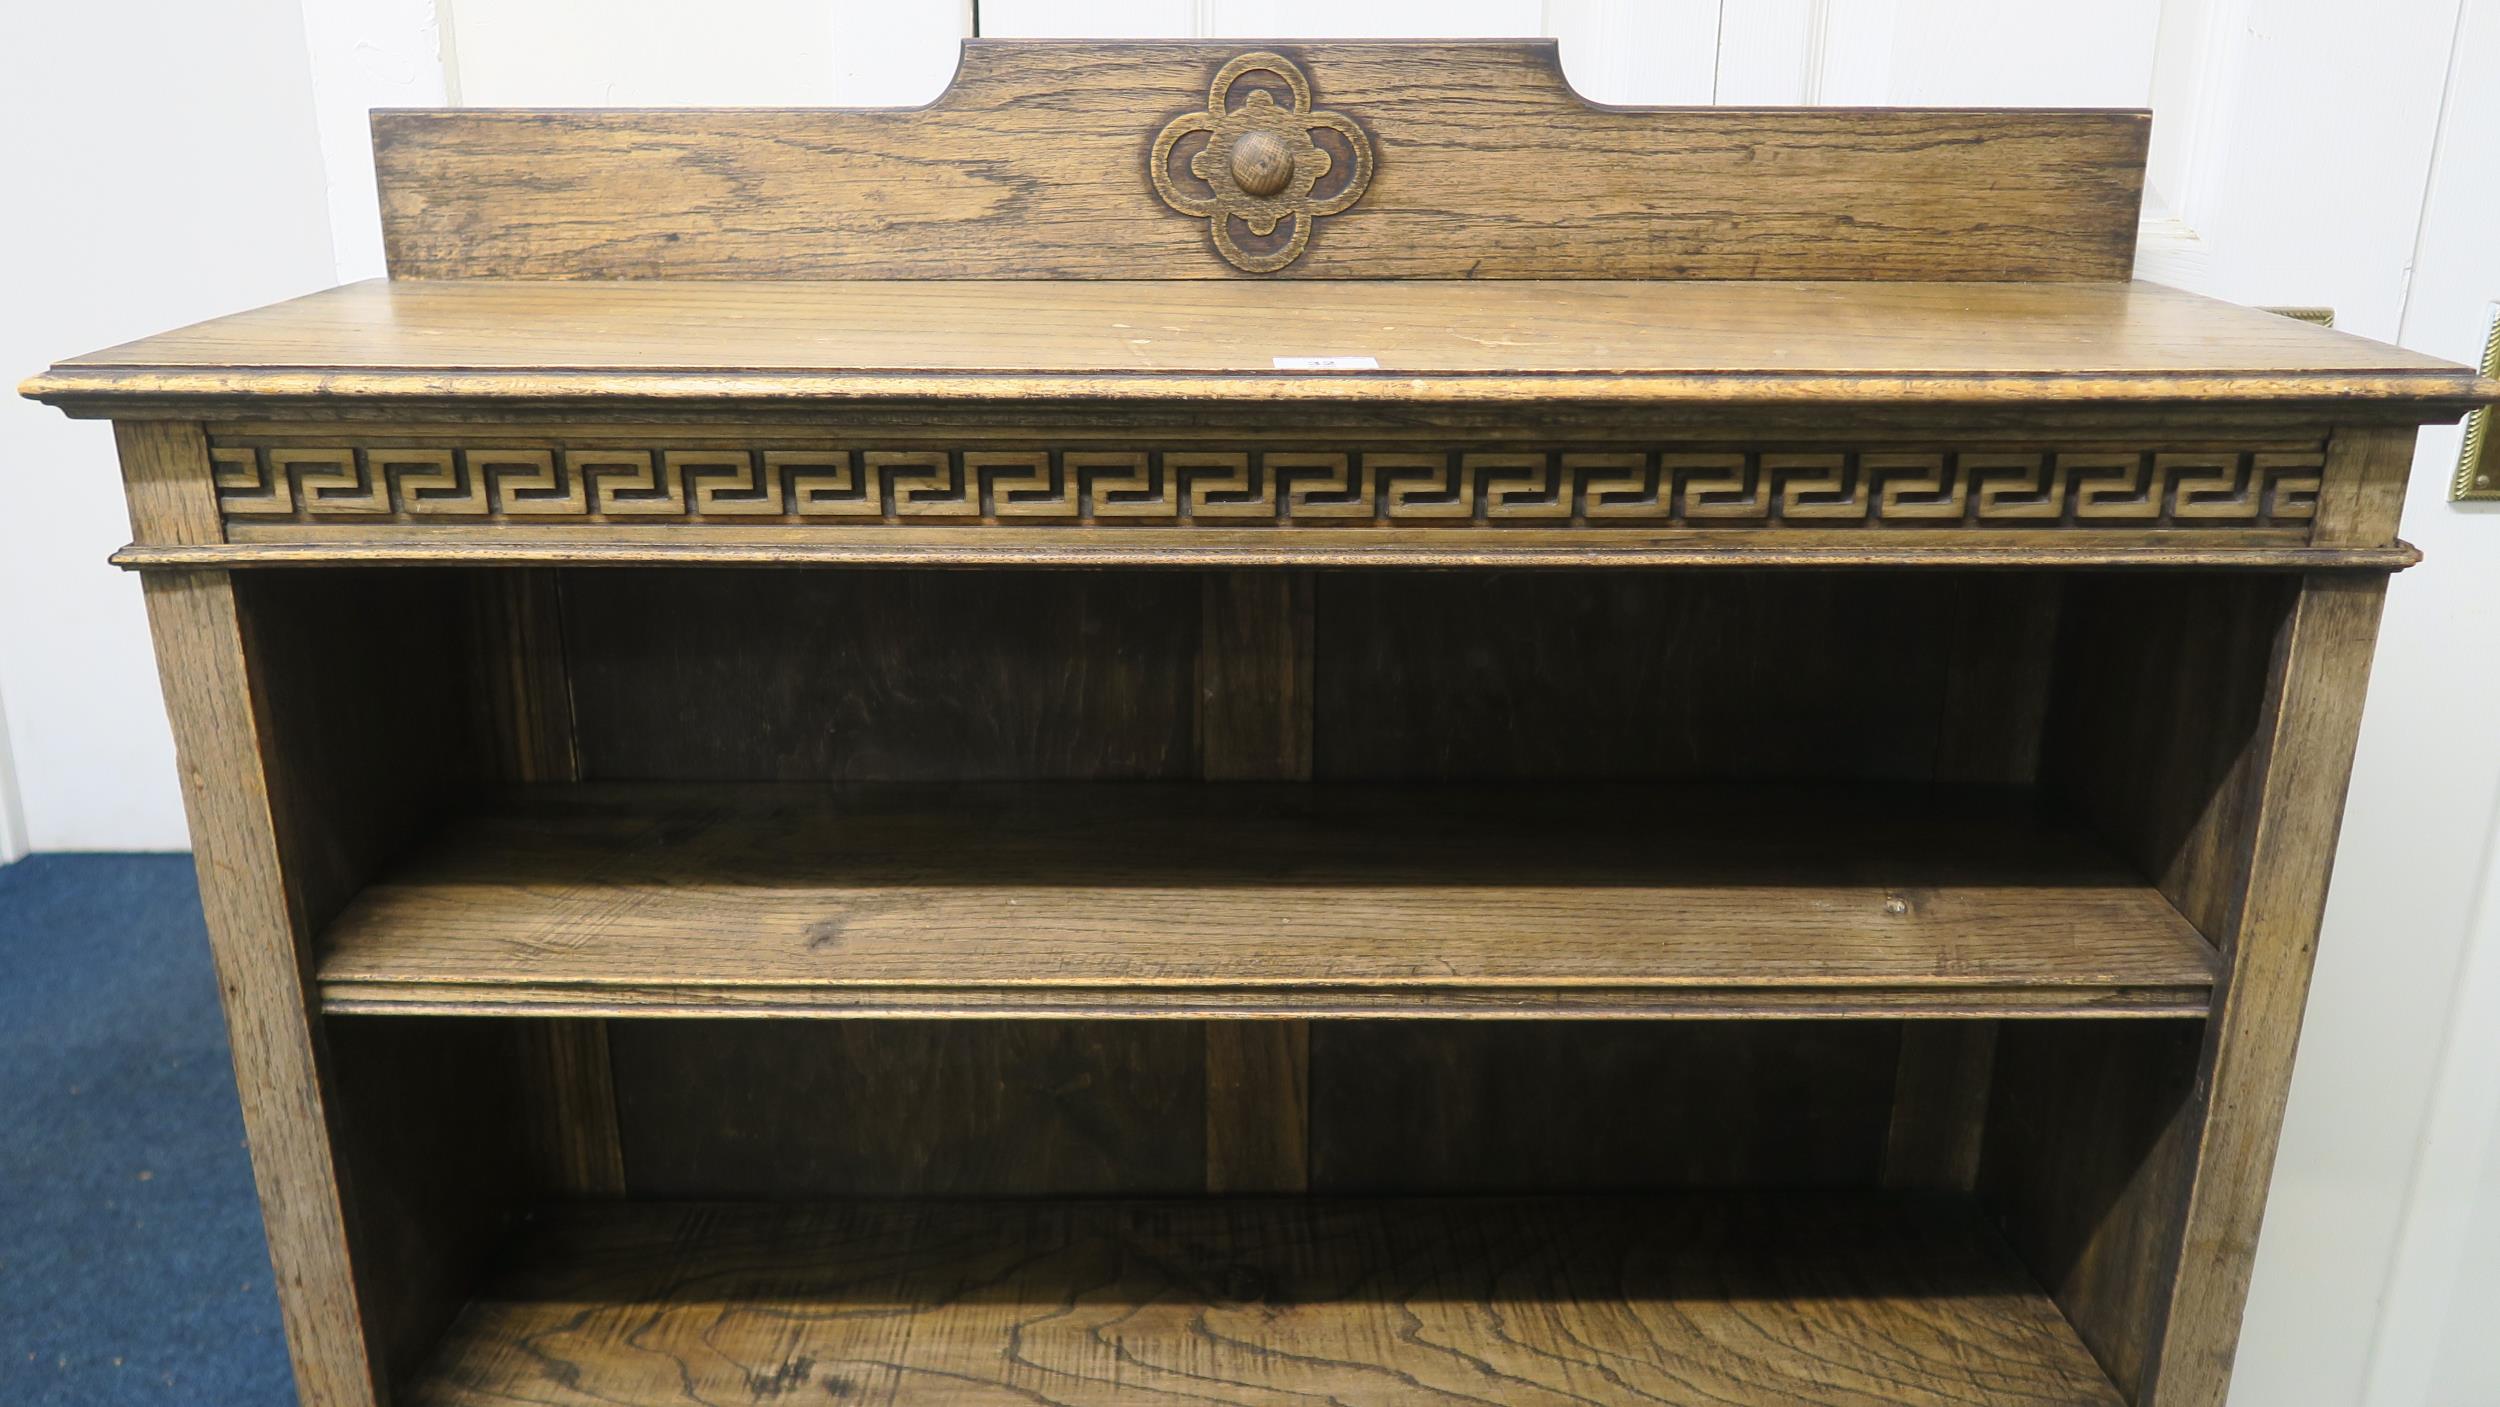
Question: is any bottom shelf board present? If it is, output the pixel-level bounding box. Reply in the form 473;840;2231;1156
410;1195;2122;1407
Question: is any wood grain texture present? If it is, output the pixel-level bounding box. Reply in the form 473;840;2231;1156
312;782;2218;1020
1873;576;2059;1195
403;1195;2124;1407
2310;425;2420;546
238;570;481;939
2045;574;2296;944
2040;572;2290;944
1310;1024;1898;1192
514;1020;624;1198
2015;572;2296;1394
324;1017;532;1392
1936;576;2062;785
231;569;507;1391
463;571;624;1200
360;40;2152;283
466;571;576;786
1198;572;1313;1194
141;576;380;1407
1197;573;1312;781
1318;572;1974;783
2149;574;2392;1406
1884;1022;2001;1192
118;423;382;1407
1204;1023;1309;1194
31;279;2493;415
1982;1020;2205;1400
111;420;220;544
605;1022;1204;1198
560;570;1195;783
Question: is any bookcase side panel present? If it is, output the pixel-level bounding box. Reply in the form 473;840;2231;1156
232;566;539;1395
2010;512;2403;1406
2148;570;2395;1406
116;421;383;1407
2000;571;2296;1399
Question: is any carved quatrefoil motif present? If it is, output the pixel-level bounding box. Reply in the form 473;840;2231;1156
1150;52;1374;274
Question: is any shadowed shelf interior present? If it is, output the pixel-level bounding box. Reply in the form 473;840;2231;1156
26;37;2493;1407
409;1196;2125;1407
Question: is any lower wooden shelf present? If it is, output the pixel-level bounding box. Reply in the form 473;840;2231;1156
314;782;2218;1019
407;1194;2120;1407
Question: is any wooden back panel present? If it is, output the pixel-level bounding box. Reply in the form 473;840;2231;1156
375;40;2148;282
538;567;2004;1198
552;569;2041;787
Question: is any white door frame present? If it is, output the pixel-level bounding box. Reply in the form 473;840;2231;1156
0;682;28;864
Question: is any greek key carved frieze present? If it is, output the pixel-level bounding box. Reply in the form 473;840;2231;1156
210;445;2326;529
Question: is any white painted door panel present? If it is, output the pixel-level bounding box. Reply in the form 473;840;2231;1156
2351;2;2500;1403
1205;0;1539;37
451;0;849;103
980;0;1195;38
1881;0;2162;105
1715;0;2157;105
981;0;1718;101
1541;0;1718;104
831;2;975;104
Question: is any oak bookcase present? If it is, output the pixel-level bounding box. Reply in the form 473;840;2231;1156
26;39;2498;1407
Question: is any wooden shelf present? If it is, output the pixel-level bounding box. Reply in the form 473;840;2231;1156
404;1194;2123;1407
24;278;2495;413
314;783;2217;1020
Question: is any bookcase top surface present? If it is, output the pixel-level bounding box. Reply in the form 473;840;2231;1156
27;277;2494;414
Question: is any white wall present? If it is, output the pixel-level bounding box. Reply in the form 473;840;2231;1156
452;0;842;104
300;0;455;282
449;0;969;107
0;0;339;852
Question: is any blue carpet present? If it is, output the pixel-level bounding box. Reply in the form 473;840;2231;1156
0;854;293;1406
